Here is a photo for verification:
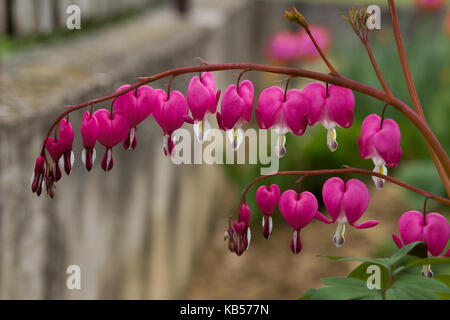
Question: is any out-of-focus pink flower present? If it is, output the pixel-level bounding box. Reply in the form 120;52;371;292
256;184;281;239
316;177;378;247
392;211;450;277
445;10;450;36
256;86;309;157
302;81;354;152
152;90;189;157
265;31;302;64
358;114;402;190
415;0;445;11
113;85;159;150
297;25;331;60
279;190;318;254
216;80;254;150
186;72;221;144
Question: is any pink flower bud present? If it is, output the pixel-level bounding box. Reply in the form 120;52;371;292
279;190;318;254
45;118;75;180
81;111;99;171
31;155;45;194
256;184;281;239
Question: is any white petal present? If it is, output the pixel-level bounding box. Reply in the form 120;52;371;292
372;164;387;190
227;128;244;151
274;133;286;158
293;229;298;253
30;172;35;188
193;118;211;144
92;148;96;165
246;227;251;251
81;149;86;166
333;223;346;247
268;216;273;235
327;128;338;152
58;156;64;169
106;149;112;169
70;151;75;167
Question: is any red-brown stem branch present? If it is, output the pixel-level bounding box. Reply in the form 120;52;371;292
388;0;450;197
304;25;339;76
39;63;450;178
227;167;450;227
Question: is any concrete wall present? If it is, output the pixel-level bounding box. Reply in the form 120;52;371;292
0;0;254;299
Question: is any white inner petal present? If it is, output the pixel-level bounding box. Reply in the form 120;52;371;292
30;172;35;188
227;128;244;151
92;148;97;165
81;149;86;166
326;128;338;152
106;149;112;169
274;133;287;158
193;117;211;144
70;151;75;167
372;164;387;190
293;229;298;253
246;227;251;251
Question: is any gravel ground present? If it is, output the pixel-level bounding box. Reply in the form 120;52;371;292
184;184;409;299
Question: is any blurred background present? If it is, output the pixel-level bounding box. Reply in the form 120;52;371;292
0;0;449;299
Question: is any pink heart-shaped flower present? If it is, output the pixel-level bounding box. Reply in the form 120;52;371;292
279;190;318;229
93;109;130;148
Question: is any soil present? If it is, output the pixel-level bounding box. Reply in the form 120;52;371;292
184;184;408;299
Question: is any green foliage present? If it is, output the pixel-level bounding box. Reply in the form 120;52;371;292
301;242;450;300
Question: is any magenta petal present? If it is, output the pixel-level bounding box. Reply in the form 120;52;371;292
81;111;99;148
326;85;354;128
59;118;74;151
392;233;404;249
315;211;334;224
350;220;379;229
256;184;281;215
423;212;450;256
322;177;345;221
283;89;309;135
444;249;450;257
279;190;318;229
302;82;325;126
219;84;245;130
374;119;402;167
153;90;188;135
94;109;130;148
342;179;370;225
187;74;216;121
239;204;251;227
398;211;424;245
358;114;381;159
257;86;284;129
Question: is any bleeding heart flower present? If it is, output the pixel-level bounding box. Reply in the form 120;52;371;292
256;86;309;157
45;118;75;181
152;90;189;157
279;190;318;254
31;155;45;196
216;80;254;150
113;85;159;150
93;109;130;171
302;82;354;152
357;114;402;190
265;31;302;64
185;72;221;143
392;211;450;277
256;184;281;239
80;111;99;171
232;204;252;256
316;177;378;247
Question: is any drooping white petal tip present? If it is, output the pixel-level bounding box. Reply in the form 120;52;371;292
227;128;244;151
327;128;338;152
194;118;211;144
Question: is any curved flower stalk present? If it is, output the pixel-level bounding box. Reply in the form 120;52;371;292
358;114;402;190
152;90;189;157
279;190;318;254
256;184;281;238
93;109;130;171
302;82;354;152
80;111;99;171
316;177;378;247
256;86;309;157
392;211;450;277
185;72;221;143
113;85;159;150
216;80;254;150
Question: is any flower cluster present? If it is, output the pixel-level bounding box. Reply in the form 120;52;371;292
226;177;378;255
32;70;405;198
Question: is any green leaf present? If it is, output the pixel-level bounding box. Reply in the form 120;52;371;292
402;257;450;272
298;288;315;300
387;241;424;266
321;255;390;268
348;262;392;289
387;274;450;300
435;274;450;287
309;277;382;300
